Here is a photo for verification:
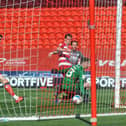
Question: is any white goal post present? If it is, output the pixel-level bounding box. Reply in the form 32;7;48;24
115;0;123;108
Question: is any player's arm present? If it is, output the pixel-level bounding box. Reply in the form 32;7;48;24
48;43;64;57
77;52;84;64
48;50;59;57
79;69;90;93
84;82;90;89
57;43;71;52
57;47;71;52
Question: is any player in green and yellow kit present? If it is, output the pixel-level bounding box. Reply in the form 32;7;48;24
55;57;90;104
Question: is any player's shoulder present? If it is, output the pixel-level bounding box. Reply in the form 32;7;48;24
76;50;82;55
78;65;83;71
73;64;82;69
75;51;82;56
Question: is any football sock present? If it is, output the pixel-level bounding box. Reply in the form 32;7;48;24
4;82;18;100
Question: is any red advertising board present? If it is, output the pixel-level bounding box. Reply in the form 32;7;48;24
0;48;125;78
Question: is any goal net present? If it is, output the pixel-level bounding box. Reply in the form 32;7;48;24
94;0;126;113
0;0;125;122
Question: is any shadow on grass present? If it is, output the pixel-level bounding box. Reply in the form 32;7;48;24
75;114;91;125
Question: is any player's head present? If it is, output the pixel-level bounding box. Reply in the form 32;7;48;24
80;57;90;69
64;33;72;45
71;40;78;50
0;34;3;42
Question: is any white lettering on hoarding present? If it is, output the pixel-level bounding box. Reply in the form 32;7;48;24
108;60;115;66
47;77;53;87
0;58;126;67
108;78;115;87
99;60;126;67
121;60;126;66
0;58;26;66
10;77;18;87
100;78;108;87
39;78;46;87
86;77;126;88
31;78;36;87
0;77;54;88
18;78;24;87
99;60;108;66
25;78;31;86
121;79;126;87
0;76;126;88
0;58;6;63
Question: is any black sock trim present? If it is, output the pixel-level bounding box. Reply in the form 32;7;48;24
4;82;10;85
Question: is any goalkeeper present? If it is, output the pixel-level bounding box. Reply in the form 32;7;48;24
55;57;90;103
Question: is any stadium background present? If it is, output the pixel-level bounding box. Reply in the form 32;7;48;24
0;0;126;87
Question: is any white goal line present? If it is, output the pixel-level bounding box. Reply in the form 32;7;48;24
1;112;126;122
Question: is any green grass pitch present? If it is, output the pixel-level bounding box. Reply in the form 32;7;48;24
0;88;126;125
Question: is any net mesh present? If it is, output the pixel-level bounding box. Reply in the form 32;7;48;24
0;0;126;120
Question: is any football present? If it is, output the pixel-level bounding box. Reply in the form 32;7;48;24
72;95;83;104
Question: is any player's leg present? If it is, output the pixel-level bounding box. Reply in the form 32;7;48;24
53;67;70;104
54;86;68;104
51;68;63;103
83;82;90;103
54;82;63;104
0;74;23;103
64;91;76;103
83;88;90;103
54;81;69;104
75;83;89;103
